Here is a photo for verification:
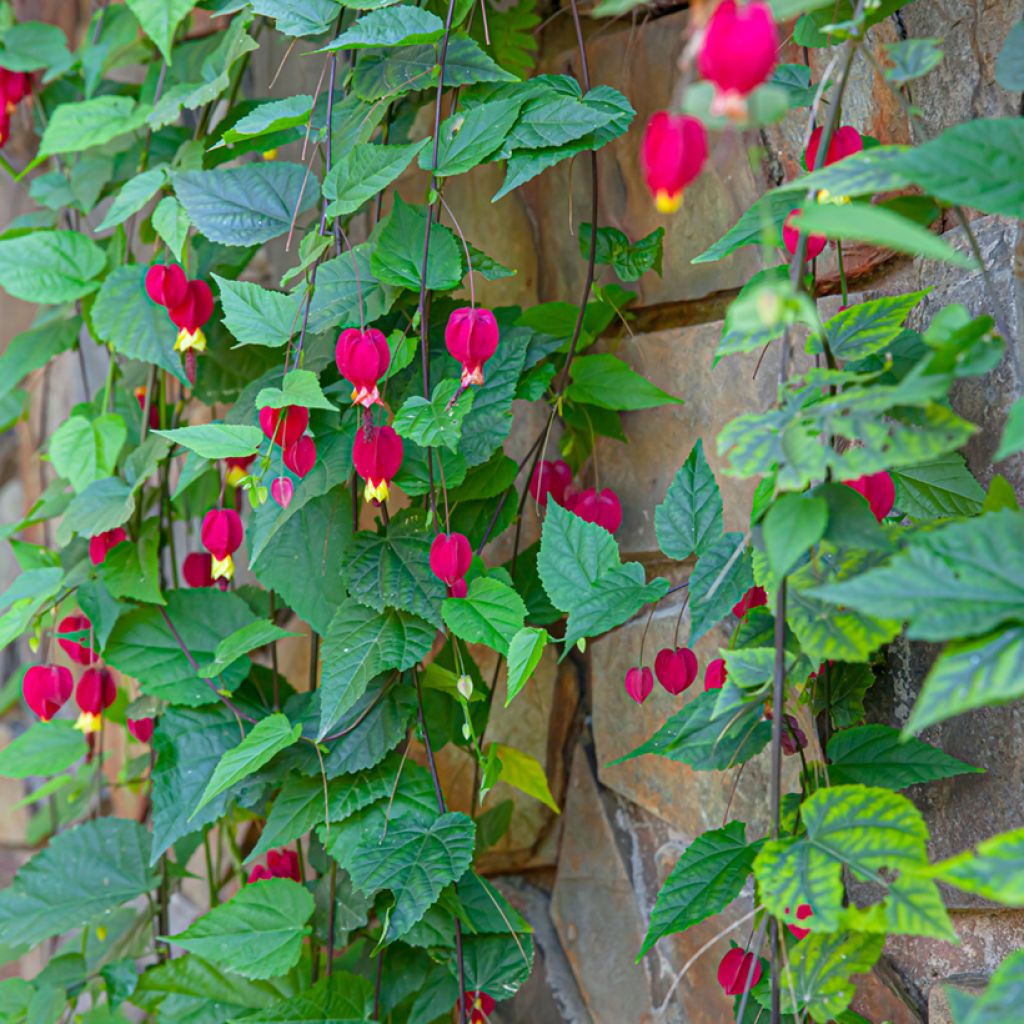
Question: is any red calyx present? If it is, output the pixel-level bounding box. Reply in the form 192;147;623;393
445;307;499;387
270;477;294;508
782;209;827;260
458;991;496;1024
127;717;155;744
259;405;309;448
76;667;117;715
529;459;573;509
654;646;699;695
786;903;814;940
0;68;32;113
201;508;244;560
704;657;727;691
352;424;404;504
167;279;214;333
843;471;895;522
429;532;472;588
336;327;391;408
248;848;301;884
145;264;188;309
698;0;778;116
23;664;74;722
624;666;654;705
89;527;128;567
641;112;708;214
57;613;95;666
183;551;215;588
717;947;762;995
805;125;864;171
283;435;316;478
566;487;622;533
732;585;767;619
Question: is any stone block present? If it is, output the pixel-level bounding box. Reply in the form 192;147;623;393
927;976;987;1024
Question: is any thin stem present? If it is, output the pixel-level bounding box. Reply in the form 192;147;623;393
325;860;338;975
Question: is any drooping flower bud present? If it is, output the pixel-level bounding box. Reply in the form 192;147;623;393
89;527;128;567
430;532;472;589
145;264;188;308
641;112;708;213
805;125;864;171
732;586;767;619
169;279;214;358
458;991;496;1024
704;657;727;691
352;424;403;504
183;551;215;588
529;459;573;508
200;507;244;582
57;614;95;666
270;477;294;508
259;405;309;448
624;666;654;705
456;674;474;700
717;948;762;996
698;1;778;118
336;327;391;408
782;209;827;260
785;903;814;940
127;717;155;744
23;664;74;722
247;848;301;885
654;647;699;695
75;667;117;732
445;307;499;387
566;487;622;533
283;435;316;478
843;471;895;522
224;454;256;488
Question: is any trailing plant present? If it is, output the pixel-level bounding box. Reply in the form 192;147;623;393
0;0;1021;1022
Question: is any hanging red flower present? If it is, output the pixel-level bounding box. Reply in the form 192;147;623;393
145;264;188;309
271;477;294;508
74;666;117;733
336;327;391;408
57;613;95;666
698;0;778;119
565;487;622;533
89;527;128;567
624;666;654;705
200;508;244;582
717;947;762;995
529;459;573;509
732;586;767;618
843;471;895;522
259;405;309;448
352;424;403;504
641;112;708;213
23;664;74;722
654;646;699;695
704;657;728;691
248;848;301;884
168;280;214;382
183;551;216;588
429;532;472;594
782;209;827;260
283;435;316;478
445;307;499;387
805;125;864;171
127;717;155;744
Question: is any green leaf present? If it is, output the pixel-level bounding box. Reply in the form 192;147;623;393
156;423;263;459
325;6;445;49
99;518;164;604
826;724;980;788
152;197;190;262
393;379;474;452
221;95;313;144
96;167;168;232
996;20;1024;90
0;318;78;403
996;396;1024;461
196;620;297;678
239;973;374;1021
654;440;723;561
250;0;339;36
579;223;664;281
566;353;681;411
688;533;754;643
38;96;143;157
372;195;462;292
257;369;338;412
346;812;476;940
883;37;943;82
0;819;157;948
508;89;620;150
791;203;974;267
323;140;429;216
318;603;435;738
49;413;126;494
934;829;1024;906
0;21;71;72
640;822;760;957
305;244;395;334
492;742;559;812
57;479;136;547
505;626;548;705
194;713;301;817
214;275;303;348
170;877;313;979
692;191;796;264
763;493;828;578
892;453;985;520
537;502;669;651
784;930;884;1023
907;625;1024;734
773;145;911;201
174;163;319;246
442;578;526;656
426;97;522;176
124;0;195;62
0;230;104;303
819;290;929;361
0;720;87;779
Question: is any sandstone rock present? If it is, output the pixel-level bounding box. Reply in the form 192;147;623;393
927;975;987;1024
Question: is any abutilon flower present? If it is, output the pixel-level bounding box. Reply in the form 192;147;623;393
166;278;213;384
844;471;895;522
75;666;116;733
336;327;391;408
805;125;864;171
0;68;31;145
183;551;215;588
785;903;814;940
271;477;294;509
248;848;301;884
200;508;244;582
732;585;767;618
352;424;403;504
698;0;778;119
654;646;699;695
624;666;654;705
283;435;316;478
144;264;188;309
57;613;95;666
134;386;160;429
529;459;573;508
429;532;472;594
704;657;727;691
23;664;73;722
445;307;499;387
566;487;622;534
89;527;128;567
717;947;762;995
641;112;708;213
782;209;827;260
259;405;309;448
127;717;155;744
225;454;256;488
458;991;496;1024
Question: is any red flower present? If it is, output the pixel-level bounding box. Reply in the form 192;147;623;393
0;68;32;113
805;125;863;171
201;508;244;582
566;487;622;533
732;585;767;619
449;578;468;599
458;991;496;1024
134;386;160;429
127;717;155;744
641;112;708;214
654;647;699;695
704;658;727;691
624;666;654;705
283;435;316;478
352;424;403;504
782;209;827;260
717;947;762;995
336;327;391;409
529;459;573;508
445;307;499;387
145;264;188;309
259;405;309;448
786;903;814;940
57;613;95;666
76;667;116;715
270;477;293;508
167;279;213;333
89;527;128;567
843;471;895;522
225;454;256;487
698;0;778;117
23;664;73;722
430;532;472;589
183;551;215;588
248;848;301;884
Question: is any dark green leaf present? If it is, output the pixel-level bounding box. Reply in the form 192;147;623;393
39;97;144;157
655;440;723;561
250;0;338;36
124;0;195;62
0;20;71;71
426;98;522;176
372;196;462;292
221;95;313;144
819;290;929;361
239;972;374;1021
579;223;664;281
0;318;78;403
763;493;828;578
96;167;168;232
325;6;445;49
995;396;1024;461
892;454;985;520
393;379;474;452
323;140;429;216
505;626;548;705
566;353;682;410
688;533;753;643
783;931;884;1023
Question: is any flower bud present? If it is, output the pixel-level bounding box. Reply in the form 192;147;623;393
698;1;778;117
57;613;95;666
717;947;762;996
271;477;294;508
566;487;622;533
457;674;474;700
529;459;573;508
805;125;863;171
641;112;708;213
732;586;767;619
23;664;73;722
89;527;128;567
704;657;727;691
127;717;155;744
336;327;391;408
624;666;654;705
429;532;472;588
145;264;188;309
259;405;309;448
445;307;499;387
352;424;403;504
183;551;215;588
283;435;316;478
843;471;895;522
782;209;827;261
76;666;116;715
654;647;699;695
